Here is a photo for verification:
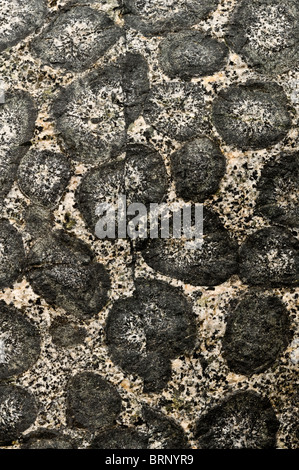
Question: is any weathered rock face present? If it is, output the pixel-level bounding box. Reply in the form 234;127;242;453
26;230;111;319
0;0;297;450
255;152;299;228
222;292;292;376
141;209;238;286
0;0;47;52
31;6;123;72
212;82;293;150
0;302;40;379
0;219;25;289
0;90;37;201
195;391;280;449
225;0;299;75
106;279;196;392
159;30;229;80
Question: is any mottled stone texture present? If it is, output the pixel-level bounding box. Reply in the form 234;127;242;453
0;0;298;450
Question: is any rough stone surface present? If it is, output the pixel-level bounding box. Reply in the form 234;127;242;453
212;82;293;150
49;317;87;349
0;385;37;445
31;6;122;72
52;64;126;164
225;0;299;75
77;144;168;234
26;230;111;319
0;301;40;379
0;219;25;290
0;0;298;450
222;292;292;375
256;152;299;228
17;150;71;209
142;406;189;449
195;391;280;449
66;372;122;430
91;427;149;449
0;90;37;201
159;31;229;80
170;137;226;202
123;0;219;36
106;279;196;392
239;226;299;286
21;429;74;449
143;82;208;141
0;0;47;52
142;209;238;286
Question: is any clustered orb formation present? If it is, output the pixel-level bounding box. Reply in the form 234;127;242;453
0;0;297;449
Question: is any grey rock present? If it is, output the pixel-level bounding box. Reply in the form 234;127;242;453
106;279;196;392
195;391;279;448
66;372;122;430
222;292;292;375
123;0;219;36
26;230;110;319
225;0;299;74
170;137;226;202
0;90;37;201
31;6;123;72
142;406;189;449
0;0;47;52
212;81;293;150
52;64;126;164
17;150;71;209
143;82;208;141
0;301;41;379
77;144;168;235
0;385;38;445
256;152;299;228
91;427;149;449
159;30;229;79
50;317;87;348
141;209;238;286
239;226;299;286
0;219;25;290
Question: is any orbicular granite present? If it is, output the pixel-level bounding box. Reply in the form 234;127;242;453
0;0;298;449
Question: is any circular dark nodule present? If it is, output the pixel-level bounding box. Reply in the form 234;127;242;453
170;137;226;202
222;292;292;376
225;0;299;75
141;209;238;286
0;0;47;52
256;152;299;228
0;301;41;379
106;279;196;393
0;90;37;201
0;219;25;290
52;64;126;164
0;385;38;445
159;30;229;80
17;150;71;209
76;144;168;235
26;230;110;319
143;82;208;141
31;6;122;72
195;391;279;449
142;406;189;449
239;226;299;286
123;0;219;36
91;427;149;449
21;429;74;449
49;317;87;349
212;81;293;150
66;372;122;430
